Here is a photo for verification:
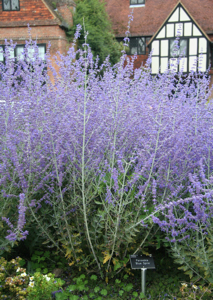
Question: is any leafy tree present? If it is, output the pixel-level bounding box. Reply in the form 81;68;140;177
67;0;122;66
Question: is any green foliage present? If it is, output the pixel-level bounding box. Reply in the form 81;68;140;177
176;282;213;300
0;188;23;255
67;0;122;66
26;272;65;300
52;1;57;9
168;224;213;285
0;256;64;300
52;168;158;282
20;249;67;276
0;256;28;299
1;246;211;300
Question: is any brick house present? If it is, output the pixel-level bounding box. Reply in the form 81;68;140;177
105;0;213;89
0;0;75;80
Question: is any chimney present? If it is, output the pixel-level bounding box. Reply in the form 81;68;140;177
56;0;75;27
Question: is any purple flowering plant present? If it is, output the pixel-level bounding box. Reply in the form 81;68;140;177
0;15;213;280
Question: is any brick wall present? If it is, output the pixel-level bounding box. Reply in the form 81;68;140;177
129;54;148;69
0;25;65;40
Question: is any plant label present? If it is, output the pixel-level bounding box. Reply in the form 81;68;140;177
129;255;155;269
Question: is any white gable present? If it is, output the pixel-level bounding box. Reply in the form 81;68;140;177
156;27;165;39
175;23;183;36
184;23;192;36
166;24;174;37
180;7;190;21
193;25;202;36
168;7;179;22
199;38;207;53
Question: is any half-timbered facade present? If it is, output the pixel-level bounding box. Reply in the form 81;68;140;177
149;2;210;75
105;0;213;87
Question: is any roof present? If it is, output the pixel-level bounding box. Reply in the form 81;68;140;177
0;0;75;28
105;0;213;38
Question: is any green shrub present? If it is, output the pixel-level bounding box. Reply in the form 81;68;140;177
0;256;64;300
168;220;213;285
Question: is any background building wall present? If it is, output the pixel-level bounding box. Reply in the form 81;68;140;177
0;25;72;83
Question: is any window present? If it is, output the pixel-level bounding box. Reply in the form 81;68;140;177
129;37;147;55
0;44;47;86
0;46;4;63
0;44;46;64
2;0;20;11
0;45;14;63
16;44;46;61
170;39;187;57
116;38;124;44
116;37;150;55
130;0;145;5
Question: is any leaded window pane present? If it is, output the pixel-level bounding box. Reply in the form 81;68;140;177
3;0;19;11
3;0;10;10
0;47;4;62
38;46;45;60
0;46;15;62
130;46;137;55
129;37;146;55
27;48;35;61
6;47;15;59
138;37;146;54
170;40;177;57
16;46;25;60
170;39;187;57
130;38;137;55
11;0;19;10
130;0;145;4
180;40;187;55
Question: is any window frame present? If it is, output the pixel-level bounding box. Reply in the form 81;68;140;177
2;0;20;11
116;36;150;55
128;37;149;55
0;44;47;86
0;43;46;64
130;0;145;6
0;45;15;64
169;38;188;58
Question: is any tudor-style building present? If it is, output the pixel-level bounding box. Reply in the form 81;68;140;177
149;2;210;75
106;0;213;87
0;0;75;80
